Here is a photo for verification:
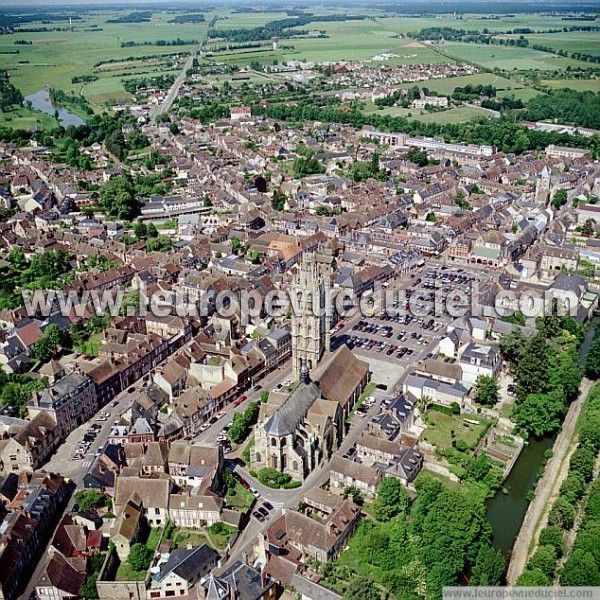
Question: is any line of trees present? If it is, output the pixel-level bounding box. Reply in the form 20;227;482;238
499;313;583;438
517;381;600;585
252;101;598;156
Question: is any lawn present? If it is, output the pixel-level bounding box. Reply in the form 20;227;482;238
225;480;254;511
421;409;491;451
206;523;237;550
172;524;236;551
172;529;211;549
406;105;494;124
116;563;147;581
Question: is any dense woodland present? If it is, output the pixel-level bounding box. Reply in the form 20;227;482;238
0;69;23;111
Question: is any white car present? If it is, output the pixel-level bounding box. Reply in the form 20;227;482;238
216;411;225;419
199;422;210;433
250;487;260;498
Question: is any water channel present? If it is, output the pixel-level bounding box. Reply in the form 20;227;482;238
25;89;85;128
486;317;597;555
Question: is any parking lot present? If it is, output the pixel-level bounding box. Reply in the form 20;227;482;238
331;265;483;392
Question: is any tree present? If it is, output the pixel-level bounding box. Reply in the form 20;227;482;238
8;247;27;271
473;375;499;407
551;188;568;210
512;390;566;437
585;329;600;379
259;390;270;403
582;219;595;237
470;545;505;585
554;346;582;403
569;446;596;483
146;223;159;239
44;324;62;351
516;334;553;399
342;486;364;506
498;330;527;365
272;190;286;211
75;490;108;511
373;476;409;520
560;549;600;585
408;148;429;167
79;573;99;599
230;236;242;254
315;206;330;216
454;192;469;210
133;220;147;239
516;568;552;586
538;525;564;558
146;235;173;252
127;129;150;150
468;454;492;482
127;543;153;572
101;175;138;220
559;471;586;505
527;545;557;577
343;575;380;600
549;497;576;530
33;324;63;363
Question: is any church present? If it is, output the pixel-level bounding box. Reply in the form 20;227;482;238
250;254;370;481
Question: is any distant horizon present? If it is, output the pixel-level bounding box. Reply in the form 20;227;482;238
0;0;599;7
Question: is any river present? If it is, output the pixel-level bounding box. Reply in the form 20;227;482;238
486;317;598;555
25;89;85;127
486;435;555;554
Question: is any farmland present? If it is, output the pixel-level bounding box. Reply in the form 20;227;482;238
0;7;598;122
438;41;593;72
509;32;600;58
541;78;600;92
421;72;542;102
0;10;208;110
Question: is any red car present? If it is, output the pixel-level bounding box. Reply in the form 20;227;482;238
233;394;247;407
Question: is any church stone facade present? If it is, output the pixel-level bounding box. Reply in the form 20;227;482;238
250;346;370;481
290;253;332;379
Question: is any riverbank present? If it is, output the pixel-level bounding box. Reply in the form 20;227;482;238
505;377;594;583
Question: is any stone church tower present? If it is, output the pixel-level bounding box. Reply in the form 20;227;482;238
291;253;332;379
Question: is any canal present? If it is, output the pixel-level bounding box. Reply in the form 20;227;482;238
486;435;554;554
486;317;597;555
25;89;85;128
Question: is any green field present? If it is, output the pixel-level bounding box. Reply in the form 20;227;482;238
381;14;600;36
0;10;208;109
0;105;59;130
541;78;600;92
440;41;594;71
1;8;596;117
410;105;495;123
509;31;600;58
422;72;542;102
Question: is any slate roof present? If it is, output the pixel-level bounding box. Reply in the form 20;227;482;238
264;380;321;436
157;544;218;583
